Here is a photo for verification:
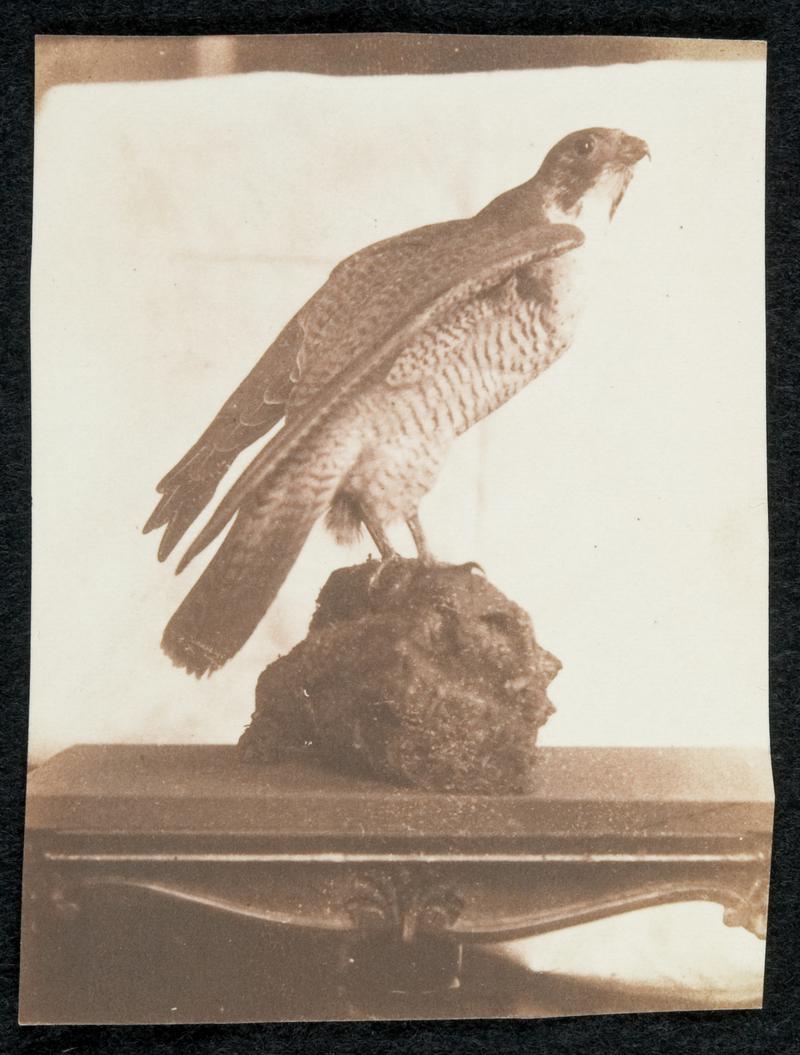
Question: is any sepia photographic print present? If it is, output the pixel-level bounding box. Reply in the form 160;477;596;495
21;34;771;1024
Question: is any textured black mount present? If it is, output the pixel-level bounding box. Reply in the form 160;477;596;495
3;6;798;1055
240;560;559;793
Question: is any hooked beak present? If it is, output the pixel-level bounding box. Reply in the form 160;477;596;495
619;134;651;165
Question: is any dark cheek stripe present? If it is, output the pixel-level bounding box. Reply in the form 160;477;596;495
554;171;586;214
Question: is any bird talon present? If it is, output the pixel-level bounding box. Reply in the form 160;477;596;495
368;554;411;596
458;561;485;576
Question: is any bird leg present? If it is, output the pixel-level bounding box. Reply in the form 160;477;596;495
359;508;396;561
360;505;422;598
406;512;434;563
407;511;482;574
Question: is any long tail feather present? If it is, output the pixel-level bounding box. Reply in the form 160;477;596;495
162;435;354;675
162;505;316;676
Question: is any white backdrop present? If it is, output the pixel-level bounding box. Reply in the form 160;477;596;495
30;58;767;760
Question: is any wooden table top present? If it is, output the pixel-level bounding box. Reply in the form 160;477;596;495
25;745;773;842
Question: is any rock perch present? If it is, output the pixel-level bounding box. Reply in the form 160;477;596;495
239;560;560;793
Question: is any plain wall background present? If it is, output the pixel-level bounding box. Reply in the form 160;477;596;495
30;54;767;760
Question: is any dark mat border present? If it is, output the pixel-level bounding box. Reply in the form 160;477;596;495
2;4;798;1054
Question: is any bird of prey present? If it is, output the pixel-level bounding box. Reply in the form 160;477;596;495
145;127;649;676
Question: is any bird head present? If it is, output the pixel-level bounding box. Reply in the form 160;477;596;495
536;128;650;233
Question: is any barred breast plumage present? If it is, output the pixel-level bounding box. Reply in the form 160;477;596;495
145;127;648;674
334;254;579;536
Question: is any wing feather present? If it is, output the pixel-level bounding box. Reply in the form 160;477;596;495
176;221;583;571
143;316;303;558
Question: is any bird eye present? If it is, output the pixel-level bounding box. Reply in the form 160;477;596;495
573;136;595;157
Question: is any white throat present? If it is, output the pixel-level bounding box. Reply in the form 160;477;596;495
543;167;630;243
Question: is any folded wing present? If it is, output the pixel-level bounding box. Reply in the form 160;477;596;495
144;218;466;559
175;220;584;573
143;317;302;560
